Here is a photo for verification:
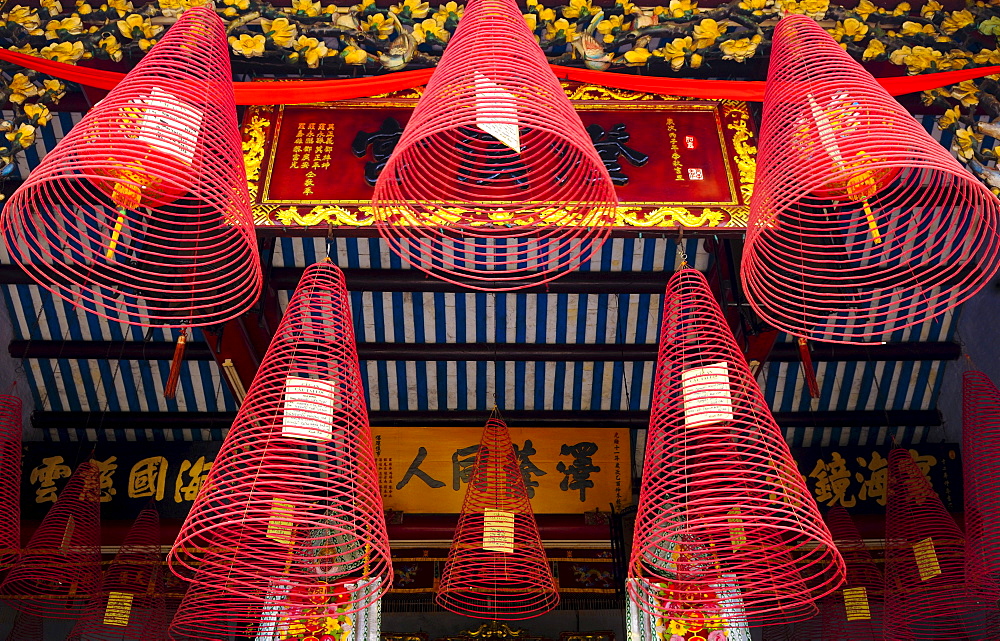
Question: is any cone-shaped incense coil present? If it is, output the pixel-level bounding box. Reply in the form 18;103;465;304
436;414;559;619
742;15;1000;343
5;610;43;641
169;261;390;617
371;0;617;291
1;5;260;327
68;507;166;640
884;448;982;638
628;267;844;627
963;370;1000;607
823;506;883;640
0;395;21;567
1;460;102;618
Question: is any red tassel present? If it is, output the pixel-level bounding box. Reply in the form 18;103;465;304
163;330;187;400
797;337;820;399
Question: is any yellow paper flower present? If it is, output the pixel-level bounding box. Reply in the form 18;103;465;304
941;9;973;34
862;38;885;60
23;103;51;126
737;0;770;15
107;0;133;16
622;46;651;66
535;6;555;20
413;17;448;42
228;33;266;57
562;0;596;19
43;79;65;100
951;80;980;107
39;40;85;62
44;15;84;39
900;21;935;36
693;18;725;48
39;0;62;15
290;0;321;16
352;0;376;12
953;127;982;160
341;44;369;64
854;0;877;18
138;37;157;51
831;17;868;41
6;123;35;149
117;14;161;39
544;17;576;42
799;0;827;18
615;0;637;14
358;12;393;39
891;1;910;15
596;14;626;43
391;0;430;19
667;0;697;17
432;1;463;23
889;45;942;74
974;48;1000;64
523;12;537;30
920;0;942;17
719;34;762;62
653;36;693;70
8;74;37;104
937;105;961;129
261;17;298;47
293;35;330;67
99;33;123;61
5;6;42;35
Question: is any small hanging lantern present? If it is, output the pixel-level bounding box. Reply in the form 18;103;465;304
629;267;844;626
371;0;617;290
436;413;559;619
742;15;1000;343
1;5;260;327
168;261;391;620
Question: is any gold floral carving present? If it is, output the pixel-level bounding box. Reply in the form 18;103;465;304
276;205;375;227
241;113;270;202
561;83;679;102
616;206;726;228
723;101;756;204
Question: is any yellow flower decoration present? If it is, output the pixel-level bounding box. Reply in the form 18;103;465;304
937;105;961;129
391;0;430;19
43;79;65;100
951;80;980;107
667;0;697;17
23;103;51;126
615;0;637;14
889;44;942;74
341;44;369;64
361;13;395;39
352;0;375;12
719;34;762;62
432;1;463;23
562;0;596;19
44;15;84;39
8;74;37;104
544;17;576;42
900;21;935;36
830;17;868;41
39;40;85;62
854;0;877;18
920;0;942;17
107;0;133;16
261;17;298;47
891;1;910;15
228;33;266;57
862;38;885;61
666;619;689;636
974;49;1000;65
290;0;321;16
653;36;693;70
39;0;62;15
5;6;42;35
953;127;982;160
99;33;123;61
6;123;35;149
293;35;330;67
799;0;827;18
596;14;627;43
737;0;769;15
623;46;651;66
524;12;537;30
693;18;725;48
75;1;93;15
116;14;161;39
413;16;448;41
138;37;157;51
941;9;974;34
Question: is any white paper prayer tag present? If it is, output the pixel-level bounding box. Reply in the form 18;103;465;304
473;71;520;153
843;586;871;621
681;362;734;427
282;376;337;441
483;510;515;553
913;536;942;581
266;498;296;546
103;591;133;626
134;87;203;164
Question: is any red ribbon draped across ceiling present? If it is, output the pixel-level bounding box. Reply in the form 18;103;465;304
0;46;997;104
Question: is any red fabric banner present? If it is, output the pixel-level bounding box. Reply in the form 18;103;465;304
0;46;996;104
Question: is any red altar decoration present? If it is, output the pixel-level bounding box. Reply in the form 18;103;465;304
884;448;975;638
962;370;1000;605
68;506;166;640
0;5;260;328
436;413;559;620
628;267;844;626
371;0;617;290
825;506;883;640
169;261;391;616
0;460;102;618
742;14;1000;343
0;395;21;566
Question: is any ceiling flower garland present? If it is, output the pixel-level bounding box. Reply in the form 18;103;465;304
0;0;999;185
